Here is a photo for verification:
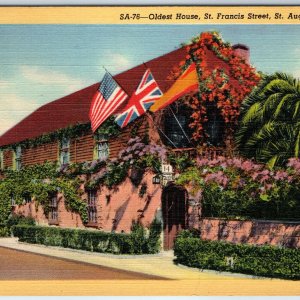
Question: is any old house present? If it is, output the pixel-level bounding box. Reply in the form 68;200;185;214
0;33;259;249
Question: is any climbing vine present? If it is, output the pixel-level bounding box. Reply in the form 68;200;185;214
1;117;121;152
1;123;91;151
0;162;88;223
85;136;166;189
94;116;121;140
168;31;260;142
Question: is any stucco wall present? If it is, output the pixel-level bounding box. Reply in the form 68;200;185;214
13;170;162;233
199;218;300;248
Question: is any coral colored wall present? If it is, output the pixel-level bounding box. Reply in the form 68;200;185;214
14;170;162;233
199;218;300;248
96;170;162;232
13;193;85;228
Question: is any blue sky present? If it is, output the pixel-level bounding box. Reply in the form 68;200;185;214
0;24;300;135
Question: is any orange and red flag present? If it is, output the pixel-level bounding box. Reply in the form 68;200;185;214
150;63;199;113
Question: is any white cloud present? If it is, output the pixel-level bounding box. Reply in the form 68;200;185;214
101;53;132;74
0;111;29;136
0;93;39;112
0;94;40;135
20;65;86;94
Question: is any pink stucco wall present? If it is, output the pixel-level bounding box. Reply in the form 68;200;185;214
199;218;300;248
13;169;162;233
13;193;85;228
94;169;162;232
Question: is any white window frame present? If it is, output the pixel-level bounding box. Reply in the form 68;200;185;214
0;150;3;170
15;145;22;171
96;141;109;161
59;137;70;165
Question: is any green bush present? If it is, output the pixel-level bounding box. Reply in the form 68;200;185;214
7;214;36;228
0;215;36;237
147;218;162;253
174;231;300;280
0;224;9;237
12;220;162;254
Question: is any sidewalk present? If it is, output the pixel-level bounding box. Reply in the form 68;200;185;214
0;237;238;280
1;237;300;296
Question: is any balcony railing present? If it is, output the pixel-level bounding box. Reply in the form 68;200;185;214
171;146;236;160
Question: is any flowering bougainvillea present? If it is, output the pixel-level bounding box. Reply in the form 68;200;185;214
169;32;261;142
86;137;167;189
176;156;300;219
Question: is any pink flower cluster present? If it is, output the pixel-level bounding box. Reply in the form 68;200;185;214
195;156;300;191
117;136;167;166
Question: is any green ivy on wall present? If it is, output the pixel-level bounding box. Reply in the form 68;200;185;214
0;162;88;223
94;116;121;140
1;123;91;151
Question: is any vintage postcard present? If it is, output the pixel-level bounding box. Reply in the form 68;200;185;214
0;5;299;296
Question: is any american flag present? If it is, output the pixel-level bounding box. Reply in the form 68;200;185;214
89;72;128;132
115;69;162;128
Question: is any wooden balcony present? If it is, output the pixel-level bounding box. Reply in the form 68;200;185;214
170;146;234;160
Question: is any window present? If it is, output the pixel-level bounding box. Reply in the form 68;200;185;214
59;137;70;165
162;103;193;148
49;193;58;224
15;146;22;171
0;150;3;170
96;141;109;161
24;193;32;204
203;103;225;146
87;190;97;224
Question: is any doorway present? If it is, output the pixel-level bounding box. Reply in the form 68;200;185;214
162;184;188;250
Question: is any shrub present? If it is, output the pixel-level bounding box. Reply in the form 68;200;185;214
12;220;162;254
7;214;36;228
176;156;300;220
174;231;300;280
0;215;36;237
147;218;162;253
0;225;9;237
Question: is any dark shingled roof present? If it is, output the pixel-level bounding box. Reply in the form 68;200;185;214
0;44;243;147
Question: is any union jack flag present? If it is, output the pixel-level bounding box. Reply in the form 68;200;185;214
89;71;128;132
115;69;162;128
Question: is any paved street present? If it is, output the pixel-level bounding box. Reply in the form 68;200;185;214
0;246;163;280
0;238;299;296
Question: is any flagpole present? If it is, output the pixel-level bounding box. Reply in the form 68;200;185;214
142;62;178;149
142;62;148;70
102;66;129;96
144;113;178;149
168;106;193;146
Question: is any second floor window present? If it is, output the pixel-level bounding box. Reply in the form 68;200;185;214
49;193;58;223
162;103;193;149
96;141;109;161
87;190;97;224
0;150;3;170
59;137;70;165
15;146;22;171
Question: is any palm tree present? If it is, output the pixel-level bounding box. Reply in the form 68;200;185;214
235;72;300;167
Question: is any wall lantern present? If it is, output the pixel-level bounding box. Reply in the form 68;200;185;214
152;175;160;184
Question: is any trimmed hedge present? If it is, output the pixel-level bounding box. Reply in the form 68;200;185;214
12;223;162;255
174;231;300;280
0;215;36;237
